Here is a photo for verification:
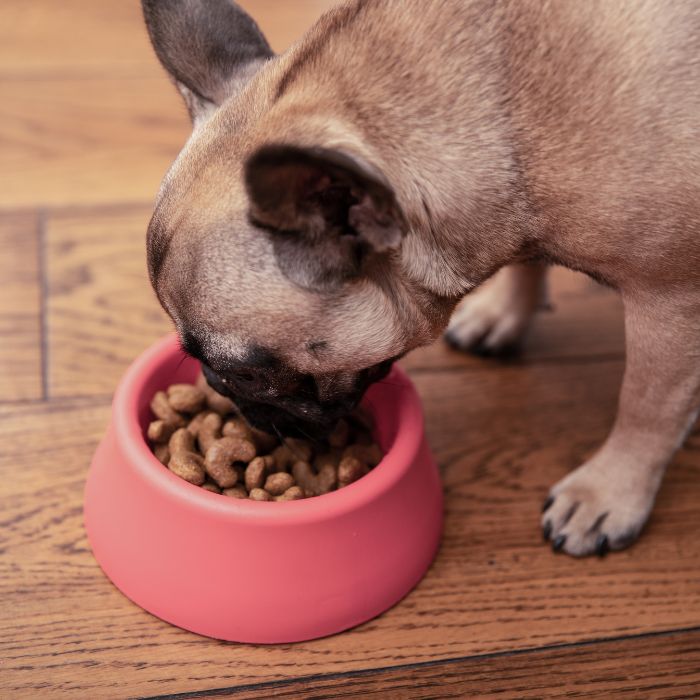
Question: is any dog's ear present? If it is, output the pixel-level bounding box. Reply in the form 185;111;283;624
244;145;406;288
142;0;273;125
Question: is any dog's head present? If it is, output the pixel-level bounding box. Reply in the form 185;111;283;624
143;0;449;437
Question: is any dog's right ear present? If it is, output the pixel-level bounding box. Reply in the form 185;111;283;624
142;0;273;125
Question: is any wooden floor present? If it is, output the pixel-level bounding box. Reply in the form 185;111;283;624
2;2;699;698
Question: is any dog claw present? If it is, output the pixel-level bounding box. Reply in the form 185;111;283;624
443;331;462;350
596;534;610;557
473;341;521;359
542;520;552;542
542;495;554;513
552;534;567;552
444;331;522;359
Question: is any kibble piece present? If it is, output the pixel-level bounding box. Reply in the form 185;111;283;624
250;427;278;454
150;390;187;427
264;472;295;497
203;457;238;489
292;460;337;496
147;419;176;444
207;435;256;463
316;464;337;494
343;443;383;467
201;481;222;494
204;436;254;488
245;456;268;492
153;443;170;465
271;444;294;472
328;419;350;449
167;384;205;414
222;417;253;441
286;438;314;463
260;455;276;471
186;411;208;436
337;456;369;487
169;427;196;454
196;373;237;415
197;412;223;454
292;460;315;494
223;484;248;499
276;486;304;502
249;488;272;502
168;452;206;485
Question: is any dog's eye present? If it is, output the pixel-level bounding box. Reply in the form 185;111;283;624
234;370;256;383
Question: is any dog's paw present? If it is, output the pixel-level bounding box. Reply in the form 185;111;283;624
445;300;527;356
445;265;545;357
541;461;656;557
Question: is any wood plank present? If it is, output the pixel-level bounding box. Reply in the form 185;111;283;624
2;361;699;698
0;0;339;210
0;0;339;77
0;77;188;209
0;212;42;401
45;208;172;398
44;206;623;398
184;631;700;699
0;1;158;78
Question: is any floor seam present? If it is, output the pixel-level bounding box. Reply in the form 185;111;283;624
0;200;154;219
37;208;49;401
135;625;700;700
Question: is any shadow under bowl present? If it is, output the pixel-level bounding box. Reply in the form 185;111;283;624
84;334;443;643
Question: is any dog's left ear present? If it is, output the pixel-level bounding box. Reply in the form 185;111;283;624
142;0;273;125
245;145;406;287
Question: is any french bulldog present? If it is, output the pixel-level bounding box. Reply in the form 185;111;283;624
141;0;700;557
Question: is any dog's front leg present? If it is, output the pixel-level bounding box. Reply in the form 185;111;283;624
542;290;700;556
445;263;549;356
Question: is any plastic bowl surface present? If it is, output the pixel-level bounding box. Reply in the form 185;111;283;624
84;334;443;643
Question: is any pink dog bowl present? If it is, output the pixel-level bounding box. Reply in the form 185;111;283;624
84;334;442;643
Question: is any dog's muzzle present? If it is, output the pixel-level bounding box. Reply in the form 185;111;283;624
200;358;395;440
201;363;363;439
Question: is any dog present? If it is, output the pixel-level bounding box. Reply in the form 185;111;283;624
141;0;700;557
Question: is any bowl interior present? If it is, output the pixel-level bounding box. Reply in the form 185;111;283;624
123;338;415;506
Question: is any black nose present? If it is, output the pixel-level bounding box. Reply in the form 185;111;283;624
201;364;340;439
234;397;337;440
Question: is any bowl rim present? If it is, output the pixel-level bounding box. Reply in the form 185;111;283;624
111;334;426;524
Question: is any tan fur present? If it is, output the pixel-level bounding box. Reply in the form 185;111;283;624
145;0;700;556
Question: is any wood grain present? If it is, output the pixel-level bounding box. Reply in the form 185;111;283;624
0;0;339;210
0;212;42;401
45;208;172;398
180;630;700;699
0;77;188;209
0;0;338;77
2;361;698;698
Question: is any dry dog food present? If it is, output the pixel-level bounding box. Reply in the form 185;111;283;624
147;374;383;500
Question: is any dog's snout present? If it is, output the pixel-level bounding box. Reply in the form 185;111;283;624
199;351;399;441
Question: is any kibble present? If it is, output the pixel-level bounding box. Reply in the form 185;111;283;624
264;472;295;496
249;488;273;502
245;456;268;492
147;374;383;500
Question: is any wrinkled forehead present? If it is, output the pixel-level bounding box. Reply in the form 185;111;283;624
153;210;321;348
156;228;402;375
